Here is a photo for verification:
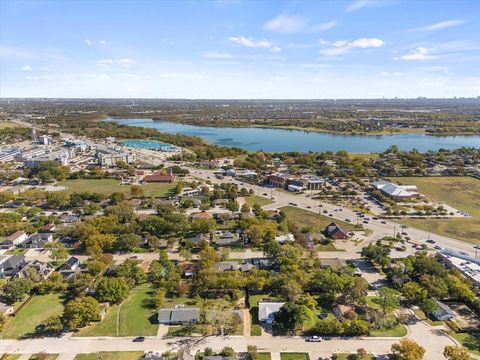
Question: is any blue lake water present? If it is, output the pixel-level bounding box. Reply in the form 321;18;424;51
108;118;480;153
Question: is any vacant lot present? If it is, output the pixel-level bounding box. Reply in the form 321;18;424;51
390;176;480;243
279;206;358;233
1;293;65;339
74;352;143;360
76;284;158;337
244;195;274;207
0;121;25;128
58;179;175;198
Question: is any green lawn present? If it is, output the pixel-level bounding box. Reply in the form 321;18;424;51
280;353;310;360
317;243;344;251
167;324;205;336
279;206;358;233
450;331;480;356
365;296;381;310
1;355;21;360
244;195;274;207
58;179;175;198
258;354;272;360
118;285;159;336
74;352;143;360
389;176;480;244
370;324;407;337
76;284;158;337
1;293;65;339
251;324;262;336
75;304;120;337
29;354;58;360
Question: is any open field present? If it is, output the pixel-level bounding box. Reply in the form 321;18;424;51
74;352;143;360
244;195;274;207
0;121;25;128
279;206;358;233
390;176;480;244
370;324;407;337
58;179;175;198
76;285;158;337
29;354;58;360
1;293;64;339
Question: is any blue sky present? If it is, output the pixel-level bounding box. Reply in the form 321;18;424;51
1;0;479;98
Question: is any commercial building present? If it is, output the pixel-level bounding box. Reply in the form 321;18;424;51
96;147;135;166
143;172;176;183
0;148;20;163
437;249;480;287
268;173;325;191
372;180;421;201
38;135;53;145
25;150;69;167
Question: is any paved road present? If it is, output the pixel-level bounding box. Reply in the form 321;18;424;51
0;318;459;360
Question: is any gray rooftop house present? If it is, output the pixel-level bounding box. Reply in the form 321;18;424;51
258;301;285;324
433;300;456;321
157;308;200;325
23;233;53;248
0;255;27;277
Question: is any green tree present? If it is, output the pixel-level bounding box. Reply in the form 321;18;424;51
63;296;101;329
45;242;68;262
86;260;107;276
221;347;236;357
377;287;400;315
39;315;63;335
402;282;428;304
2;278;33;304
96;277;130;304
130;185;144;197
115;233;139;252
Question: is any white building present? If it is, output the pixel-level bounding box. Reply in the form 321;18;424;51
0;148;21;163
373;180;420;201
258;301;285;324
25;150;69;167
96;147;136;166
38;135;53;145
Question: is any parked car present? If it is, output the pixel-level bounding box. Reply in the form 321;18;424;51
306;336;322;342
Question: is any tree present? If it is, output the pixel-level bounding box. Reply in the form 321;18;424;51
0;313;5;332
115;233;139;252
221;347;236;357
86;259;107;276
419;298;438;316
377;287;400;315
96;277;130;304
2;278;33;304
391;339;426;360
63;296;101;329
45;242;68;262
153;289;165;310
443;345;471;360
106;203;135;224
39;315;63;335
130;185;144;197
116;260;147;287
247;345;259;360
402;282;428;305
241;203;251;213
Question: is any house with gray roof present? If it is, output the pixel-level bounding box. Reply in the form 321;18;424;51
0;255;27;277
157;308;200;325
258;301;285;324
433;300;456;321
23;232;53;248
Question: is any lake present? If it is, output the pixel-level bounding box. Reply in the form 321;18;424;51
107;118;480;153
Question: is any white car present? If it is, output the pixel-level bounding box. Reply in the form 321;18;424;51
306;336;322;342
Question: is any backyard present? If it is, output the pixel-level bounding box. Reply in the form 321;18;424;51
1;293;65;339
76;284;158;337
58;179;175;198
390;176;480;243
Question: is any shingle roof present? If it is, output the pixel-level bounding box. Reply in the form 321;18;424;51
157;308;200;323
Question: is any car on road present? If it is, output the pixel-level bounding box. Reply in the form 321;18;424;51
460;251;469;256
362;220;368;224
381;220;387;224
323;210;328;214
400;224;408;229
132;336;145;342
346;218;351;222
329;214;334;217
307;206;312;209
263;193;268;196
474;245;480;249
426;239;435;244
434;245;443;250
306;336;322;342
289;202;298;206
372;217;378;220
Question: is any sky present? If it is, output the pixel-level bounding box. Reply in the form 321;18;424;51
1;0;479;99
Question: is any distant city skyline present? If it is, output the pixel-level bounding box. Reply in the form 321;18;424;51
1;0;479;99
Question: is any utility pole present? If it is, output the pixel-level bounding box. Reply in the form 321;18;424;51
393;225;396;239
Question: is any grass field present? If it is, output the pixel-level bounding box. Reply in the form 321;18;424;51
335;354;374;360
1;293;65;339
370;324;407;337
76;284;158;337
1;355;21;360
258;354;272;360
244;195;274;207
279;206;358;233
58;179;175;198
280;353;310;360
0;121;24;128
29;354;58;360
74;352;143;360
390;176;480;243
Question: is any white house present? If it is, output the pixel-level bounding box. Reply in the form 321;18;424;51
258;301;285;324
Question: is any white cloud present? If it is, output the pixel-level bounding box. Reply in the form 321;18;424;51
99;40;107;44
97;58;134;68
308;20;338;32
25;75;51;81
381;71;403;77
414;19;466;32
346;0;378;12
319;38;384;56
201;52;233;59
20;64;32;72
85;39;92;46
394;47;436;61
229;36;281;52
264;15;308;34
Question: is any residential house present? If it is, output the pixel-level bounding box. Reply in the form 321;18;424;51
16;260;54;279
61;256;81;271
433;300;456;321
23;232;53;248
320;258;347;271
2;231;28;248
189;211;213;220
325;222;348;240
157;308;200;325
184;233;210;246
214;232;242;247
258;301;285;324
275;233;295;244
40;223;56;232
0;255;27;277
